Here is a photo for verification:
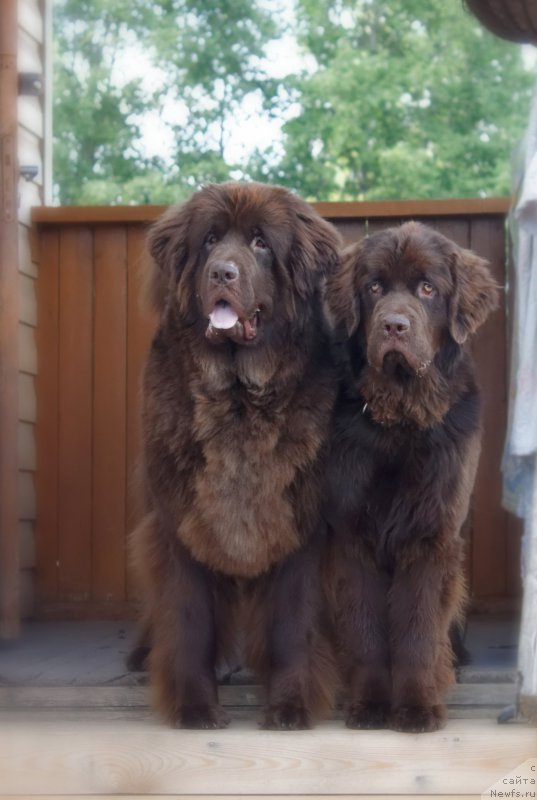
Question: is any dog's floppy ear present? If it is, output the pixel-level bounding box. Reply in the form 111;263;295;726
449;245;499;344
288;204;342;299
144;202;191;313
323;241;364;336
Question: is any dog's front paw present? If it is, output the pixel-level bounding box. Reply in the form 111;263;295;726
346;701;389;730
262;701;312;730
178;704;230;730
390;704;446;733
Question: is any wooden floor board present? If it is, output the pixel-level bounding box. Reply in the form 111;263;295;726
0;718;534;796
0;616;518;687
0;681;518;711
0;796;484;800
0;621;134;685
0;619;531;799
0;705;519;724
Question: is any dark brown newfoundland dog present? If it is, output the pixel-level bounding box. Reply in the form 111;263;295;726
131;182;342;730
324;221;498;732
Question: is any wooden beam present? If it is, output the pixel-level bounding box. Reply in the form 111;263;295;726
0;682;517;709
31;196;511;226
314;196;511;219
0;0;20;636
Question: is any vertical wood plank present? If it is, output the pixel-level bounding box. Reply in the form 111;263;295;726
92;227;127;603
35;228;59;602
125;225;155;599
335;219;367;246
433;218;470;249
0;0;21;636
57;227;93;601
366;217;403;236
470;216;509;600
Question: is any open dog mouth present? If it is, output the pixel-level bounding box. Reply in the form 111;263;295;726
206;300;260;342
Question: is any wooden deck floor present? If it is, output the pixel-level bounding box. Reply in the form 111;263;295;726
0;616;534;798
0;716;534;797
0;614;520;686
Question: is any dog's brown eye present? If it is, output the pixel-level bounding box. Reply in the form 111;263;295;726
419;281;435;297
369;281;382;295
205;232;217;247
253;235;268;250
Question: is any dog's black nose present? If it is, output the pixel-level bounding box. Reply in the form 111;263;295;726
210;261;239;285
383;313;410;337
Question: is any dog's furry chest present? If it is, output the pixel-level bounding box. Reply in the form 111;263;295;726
346;417;477;570
177;385;323;578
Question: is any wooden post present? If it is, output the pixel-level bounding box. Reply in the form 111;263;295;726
0;0;20;636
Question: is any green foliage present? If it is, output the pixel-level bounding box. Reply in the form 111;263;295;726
53;0;280;203
260;0;534;200
53;0;156;203
53;0;534;204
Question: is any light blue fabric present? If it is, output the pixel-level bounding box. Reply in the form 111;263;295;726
502;81;537;575
503;76;537;712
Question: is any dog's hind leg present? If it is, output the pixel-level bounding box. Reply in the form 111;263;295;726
135;514;228;729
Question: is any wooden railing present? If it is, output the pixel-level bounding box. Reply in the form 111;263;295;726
32;198;520;618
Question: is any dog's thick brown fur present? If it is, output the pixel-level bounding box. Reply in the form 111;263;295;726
131;182;342;730
324;222;498;733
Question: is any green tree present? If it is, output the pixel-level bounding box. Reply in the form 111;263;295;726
255;0;534;200
153;1;279;159
53;0;534;204
53;0;156;203
53;0;281;204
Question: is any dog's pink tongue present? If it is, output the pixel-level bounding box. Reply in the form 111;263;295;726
209;301;239;330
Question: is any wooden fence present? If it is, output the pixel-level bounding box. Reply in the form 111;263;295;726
32;197;520;619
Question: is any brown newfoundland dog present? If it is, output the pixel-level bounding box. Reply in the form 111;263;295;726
131;182;342;729
324;221;498;732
